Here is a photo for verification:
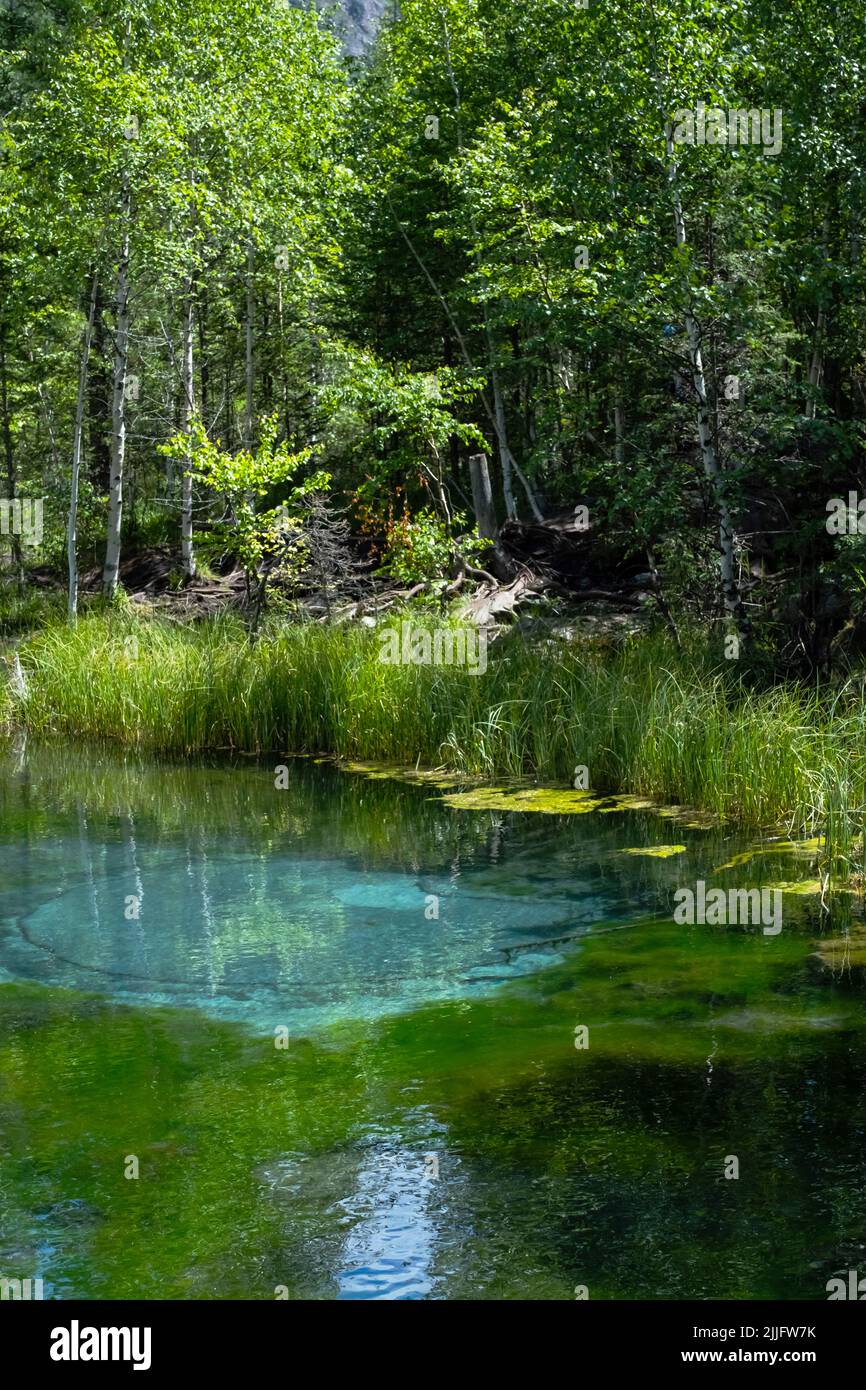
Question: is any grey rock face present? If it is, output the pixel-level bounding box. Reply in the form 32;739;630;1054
329;0;392;56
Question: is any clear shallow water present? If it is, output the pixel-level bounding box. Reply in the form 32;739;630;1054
1;846;621;1028
1;740;865;1300
0;748;712;1029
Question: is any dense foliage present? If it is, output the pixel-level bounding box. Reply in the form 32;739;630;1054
1;0;865;668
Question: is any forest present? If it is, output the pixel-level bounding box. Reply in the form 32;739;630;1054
1;12;864;633
1;0;862;628
2;0;866;1318
3;3;866;845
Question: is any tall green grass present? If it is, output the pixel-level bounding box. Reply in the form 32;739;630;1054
4;611;866;872
0;584;66;635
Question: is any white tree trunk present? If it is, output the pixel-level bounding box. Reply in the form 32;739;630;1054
805;306;825;420
665;126;749;638
440;19;542;524
180;275;196;578
103;179;130;597
68;274;99;619
489;354;516;520
244;239;255;447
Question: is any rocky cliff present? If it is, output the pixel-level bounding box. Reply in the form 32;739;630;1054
329;0;391;56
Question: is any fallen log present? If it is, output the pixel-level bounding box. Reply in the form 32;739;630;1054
460;570;542;625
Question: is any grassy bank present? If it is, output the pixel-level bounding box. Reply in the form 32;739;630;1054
3;611;865;878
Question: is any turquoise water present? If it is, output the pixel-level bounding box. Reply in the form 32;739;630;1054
0;833;625;1029
0;748;706;1030
1;741;864;1300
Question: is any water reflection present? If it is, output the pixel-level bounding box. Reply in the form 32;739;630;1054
1;739;862;1301
0;742;787;1031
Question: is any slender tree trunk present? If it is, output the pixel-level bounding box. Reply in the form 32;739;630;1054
277;272;290;439
87;279;111;492
162;315;176;496
614;391;625;468
68;274;99;619
260;291;273;415
439;18;542;523
0;327;23;587
385;184;544;521
198;285;209;432
469;452;498;539
805;212;830;420
180;275;196;578
103;176;131;597
805;307;825;420
480;297;541;521
487;335;517;520
25;342;62;480
428;441;452;526
664;124;749;640
645;542;681;648
244;239;255;447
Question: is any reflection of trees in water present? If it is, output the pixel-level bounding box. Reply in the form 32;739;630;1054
2;745;836;1005
437;1044;866;1300
2;739;775;903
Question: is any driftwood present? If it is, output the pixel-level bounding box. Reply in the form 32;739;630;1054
74;502;649;631
448;502;647;626
460;574;644;626
460;569;543;625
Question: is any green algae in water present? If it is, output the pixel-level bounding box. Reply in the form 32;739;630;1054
438;786;662;815
438;782;720;826
1;742;865;1300
617;844;687;858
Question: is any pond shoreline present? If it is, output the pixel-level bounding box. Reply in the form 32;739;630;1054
3;615;862;881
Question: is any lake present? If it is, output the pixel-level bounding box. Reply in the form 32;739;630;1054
0;740;863;1299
